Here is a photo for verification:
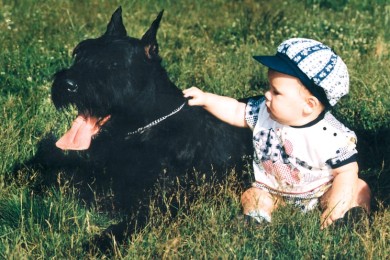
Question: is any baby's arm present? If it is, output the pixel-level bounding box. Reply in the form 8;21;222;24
320;162;359;229
183;87;248;128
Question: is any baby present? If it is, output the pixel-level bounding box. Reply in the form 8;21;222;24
183;38;371;229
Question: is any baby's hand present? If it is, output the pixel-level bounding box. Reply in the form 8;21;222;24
183;87;208;107
320;204;348;229
320;208;337;229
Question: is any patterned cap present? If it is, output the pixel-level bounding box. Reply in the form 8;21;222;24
253;38;349;107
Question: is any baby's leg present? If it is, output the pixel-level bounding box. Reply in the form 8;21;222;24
241;187;280;222
354;178;371;211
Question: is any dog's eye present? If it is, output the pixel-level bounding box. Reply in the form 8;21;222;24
66;79;78;93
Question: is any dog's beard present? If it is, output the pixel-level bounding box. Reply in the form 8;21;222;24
56;114;110;150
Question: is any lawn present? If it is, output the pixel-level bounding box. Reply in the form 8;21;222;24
0;0;389;258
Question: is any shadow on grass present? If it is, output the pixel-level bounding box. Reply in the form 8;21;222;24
355;127;390;210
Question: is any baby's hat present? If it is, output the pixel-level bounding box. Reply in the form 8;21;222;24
254;38;349;107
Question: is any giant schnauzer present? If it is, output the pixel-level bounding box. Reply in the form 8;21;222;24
20;6;253;250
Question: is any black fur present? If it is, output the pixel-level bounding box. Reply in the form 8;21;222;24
19;7;253;251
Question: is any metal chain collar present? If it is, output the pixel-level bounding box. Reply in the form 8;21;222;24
125;101;186;138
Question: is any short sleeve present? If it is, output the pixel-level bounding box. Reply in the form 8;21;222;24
327;132;358;169
245;96;265;129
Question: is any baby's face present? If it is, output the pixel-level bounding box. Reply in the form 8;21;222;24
265;70;312;126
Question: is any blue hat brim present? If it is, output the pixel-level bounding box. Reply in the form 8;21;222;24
253;55;299;79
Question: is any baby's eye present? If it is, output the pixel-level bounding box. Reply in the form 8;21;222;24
268;85;281;95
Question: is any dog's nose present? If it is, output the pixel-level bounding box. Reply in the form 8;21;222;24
66;79;78;93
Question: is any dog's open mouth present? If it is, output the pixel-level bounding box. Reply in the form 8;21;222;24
56;114;111;150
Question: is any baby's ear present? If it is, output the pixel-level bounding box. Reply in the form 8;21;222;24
303;96;321;114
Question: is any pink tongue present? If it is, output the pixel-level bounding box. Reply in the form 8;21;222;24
56;115;101;150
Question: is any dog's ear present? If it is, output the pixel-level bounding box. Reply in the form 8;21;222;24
141;10;164;60
104;6;127;37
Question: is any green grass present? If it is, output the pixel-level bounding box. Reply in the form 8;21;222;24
1;0;389;258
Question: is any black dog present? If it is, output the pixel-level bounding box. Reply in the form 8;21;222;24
21;6;253;250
